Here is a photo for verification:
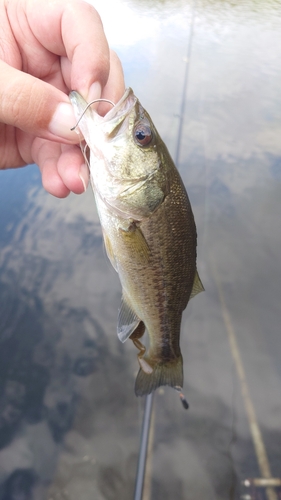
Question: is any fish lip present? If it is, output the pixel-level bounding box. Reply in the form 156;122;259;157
101;87;137;123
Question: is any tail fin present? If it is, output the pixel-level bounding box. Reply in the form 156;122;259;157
135;355;183;397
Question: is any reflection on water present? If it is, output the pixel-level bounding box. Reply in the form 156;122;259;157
0;267;109;496
1;0;281;499
0;171;139;499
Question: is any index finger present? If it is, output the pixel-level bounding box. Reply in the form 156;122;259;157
26;0;110;97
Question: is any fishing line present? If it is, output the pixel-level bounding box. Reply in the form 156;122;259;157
70;98;116;131
175;0;196;167
134;392;154;500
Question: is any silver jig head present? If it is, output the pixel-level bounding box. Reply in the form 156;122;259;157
71;98;116;131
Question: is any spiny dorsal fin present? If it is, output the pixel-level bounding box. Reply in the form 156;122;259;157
117;295;141;343
190;270;204;299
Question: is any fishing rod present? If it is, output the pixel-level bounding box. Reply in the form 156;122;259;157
133;393;154;500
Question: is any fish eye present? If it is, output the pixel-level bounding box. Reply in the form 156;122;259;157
134;123;153;147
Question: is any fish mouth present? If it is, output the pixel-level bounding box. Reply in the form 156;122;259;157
101;87;137;124
69;88;138;149
69;88;137;136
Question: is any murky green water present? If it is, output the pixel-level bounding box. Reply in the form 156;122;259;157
0;1;281;499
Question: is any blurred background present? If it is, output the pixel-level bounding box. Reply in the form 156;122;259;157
0;0;281;499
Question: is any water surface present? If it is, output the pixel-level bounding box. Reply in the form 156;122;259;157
0;1;281;499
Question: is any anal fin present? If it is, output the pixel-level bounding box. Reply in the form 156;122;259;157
117;295;141;343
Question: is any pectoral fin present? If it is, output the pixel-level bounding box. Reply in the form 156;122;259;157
190;270;205;299
119;222;150;264
103;231;117;271
118;295;141;343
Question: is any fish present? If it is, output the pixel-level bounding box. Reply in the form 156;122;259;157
69;88;204;399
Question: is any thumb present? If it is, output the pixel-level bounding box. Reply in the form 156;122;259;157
0;60;79;143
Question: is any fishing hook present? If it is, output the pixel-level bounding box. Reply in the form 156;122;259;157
71;98;116;131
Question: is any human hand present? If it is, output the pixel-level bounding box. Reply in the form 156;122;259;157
0;0;125;197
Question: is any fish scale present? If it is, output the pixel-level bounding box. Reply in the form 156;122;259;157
70;87;204;399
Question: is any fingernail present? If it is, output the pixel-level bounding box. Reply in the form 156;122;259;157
87;81;102;104
49;103;78;140
79;162;89;192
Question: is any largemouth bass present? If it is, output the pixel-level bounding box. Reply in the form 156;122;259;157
70;88;203;399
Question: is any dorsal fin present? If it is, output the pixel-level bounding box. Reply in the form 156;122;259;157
190;270;204;299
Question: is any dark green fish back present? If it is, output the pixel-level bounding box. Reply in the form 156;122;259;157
133;159;197;395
